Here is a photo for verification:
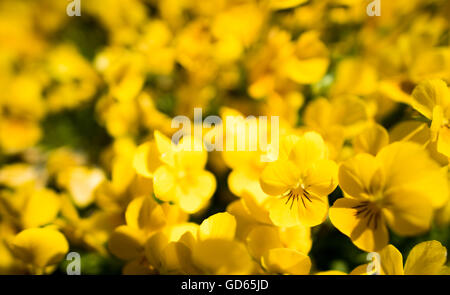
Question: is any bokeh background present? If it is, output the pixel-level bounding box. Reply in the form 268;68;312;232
0;0;449;274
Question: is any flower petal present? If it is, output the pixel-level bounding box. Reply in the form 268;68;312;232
329;198;388;252
404;240;447;275
338;153;383;200
382;187;433;236
260;159;300;196
261;248;311;275
11;228;69;269
198;212;236;241
379;244;404;275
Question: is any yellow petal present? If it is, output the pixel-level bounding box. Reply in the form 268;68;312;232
154;130;175;166
133;141;162;178
261;248;311;275
11;228;69;269
404;241;447;275
283;57;329;84
279;225;312;254
382;187;433;236
228;169;262;198
22;189;60;228
289;132;328;169
125;196;166;232
389;121;430;145
353;124;389;156
431;106;444;141
377;142;447;206
379;244;404;275
199;212;236;241
411;79;450;119
329;198;389;252
144;231;168;269
338;153;383;200
177;170;216;213
437;126;450;158
175;136;207;170
246;226;283;260
159;241;196;274
108;225;145;261
278;134;301;160
241;191;272;225
153;165;177;202
260;159;300;196
304;159;338;196
146;232;198;275
268;197;301;227
296;192;329;227
192;239;253;275
349;264;372;275
66;167;105;208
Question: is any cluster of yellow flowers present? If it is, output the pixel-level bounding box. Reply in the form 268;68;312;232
0;0;449;275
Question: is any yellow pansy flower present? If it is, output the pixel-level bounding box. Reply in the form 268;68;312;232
190;212;254;275
330;142;448;252
108;195;188;274
245;224;312;274
151;131;216;213
260;132;338;227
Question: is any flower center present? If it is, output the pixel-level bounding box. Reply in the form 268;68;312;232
282;183;312;210
352;201;381;229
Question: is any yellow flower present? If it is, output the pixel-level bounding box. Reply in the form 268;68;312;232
303;95;372;158
141;212;254;275
190;212;254;275
245;224;312;274
330;142;448;252
56;194;121;255
147;131;216;213
108;195;188;274
352;241;448;275
410;79;450;157
260;132;338;227
10;227;69;274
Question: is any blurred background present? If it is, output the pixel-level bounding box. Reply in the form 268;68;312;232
0;0;449;274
